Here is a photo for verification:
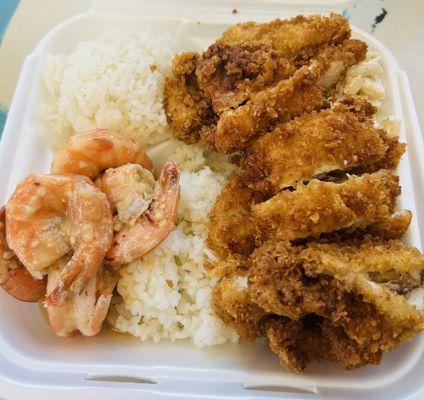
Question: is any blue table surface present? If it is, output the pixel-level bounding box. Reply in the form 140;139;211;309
0;0;20;137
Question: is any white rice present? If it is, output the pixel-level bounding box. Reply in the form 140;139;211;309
41;29;176;148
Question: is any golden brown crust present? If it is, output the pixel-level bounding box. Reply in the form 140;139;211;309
248;239;424;370
219;13;351;61
253;171;400;241
213;39;367;153
212;270;268;341
196;43;296;114
243;104;400;195
164;15;363;153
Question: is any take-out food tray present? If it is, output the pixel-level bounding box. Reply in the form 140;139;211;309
1;1;424;398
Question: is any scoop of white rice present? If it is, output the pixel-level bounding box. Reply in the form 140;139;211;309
41;29;176;148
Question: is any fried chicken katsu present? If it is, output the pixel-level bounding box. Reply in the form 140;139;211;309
253;171;400;241
164;14;366;152
243;103;405;195
166;13;424;373
248;239;424;370
214;39;367;153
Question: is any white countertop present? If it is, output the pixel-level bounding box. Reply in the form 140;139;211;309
0;0;423;134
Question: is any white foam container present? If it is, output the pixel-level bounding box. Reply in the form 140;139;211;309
1;1;424;398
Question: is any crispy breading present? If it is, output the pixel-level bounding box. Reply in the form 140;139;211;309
219;13;350;61
196;43;296;113
163;52;214;144
253;171;400;241
243;103;404;195
321;210;412;241
207;173;259;259
212;270;268;341
249;239;424;370
214;39;367;153
265;316;383;372
265;317;315;373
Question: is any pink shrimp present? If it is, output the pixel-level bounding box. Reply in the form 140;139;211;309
5;174;113;306
105;162;181;266
51;129;155;179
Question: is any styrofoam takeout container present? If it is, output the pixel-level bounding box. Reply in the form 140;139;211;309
0;0;424;398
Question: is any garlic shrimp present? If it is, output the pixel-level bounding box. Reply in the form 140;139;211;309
106;162;181;266
46;257;117;337
5;174;113;306
0;207;46;302
51;129;155;179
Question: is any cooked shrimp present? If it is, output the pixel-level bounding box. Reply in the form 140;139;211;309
96;163;156;225
0;207;46;302
106;162;181;266
5;174;113;306
46;257;117;337
51;129;155;179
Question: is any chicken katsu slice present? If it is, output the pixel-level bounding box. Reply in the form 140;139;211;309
250;239;424;367
207;173;260;259
253;170;400;241
250;239;424;321
163;52;214;144
214;39;367;153
219;13;350;61
243;102;405;195
196;43;296;114
212;269;268;341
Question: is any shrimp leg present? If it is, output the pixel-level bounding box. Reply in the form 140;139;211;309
106;162;181;266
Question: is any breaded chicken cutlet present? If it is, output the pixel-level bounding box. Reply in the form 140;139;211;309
253;170;401;242
243;102;405;195
164;14;366;152
248;239;424;371
214;38;367;153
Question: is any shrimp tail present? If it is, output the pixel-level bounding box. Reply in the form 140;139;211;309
88;271;118;335
46;252;104;306
105;162;181;266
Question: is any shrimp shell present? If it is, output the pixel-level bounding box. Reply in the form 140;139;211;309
51;129;155;178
